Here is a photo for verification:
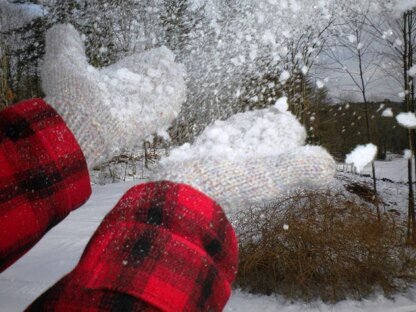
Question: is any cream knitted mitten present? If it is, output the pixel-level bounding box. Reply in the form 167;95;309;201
41;24;186;168
156;108;336;213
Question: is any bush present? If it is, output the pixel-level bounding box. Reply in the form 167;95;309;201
234;191;416;302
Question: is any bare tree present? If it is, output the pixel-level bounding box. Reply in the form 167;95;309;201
324;2;381;220
365;6;416;242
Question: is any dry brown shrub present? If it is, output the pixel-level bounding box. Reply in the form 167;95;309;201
234;191;416;302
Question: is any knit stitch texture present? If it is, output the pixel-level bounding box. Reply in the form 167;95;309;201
41;24;186;168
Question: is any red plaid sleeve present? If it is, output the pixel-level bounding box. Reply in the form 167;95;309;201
26;181;238;312
0;98;91;272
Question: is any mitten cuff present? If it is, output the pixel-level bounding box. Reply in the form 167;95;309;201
0;98;91;272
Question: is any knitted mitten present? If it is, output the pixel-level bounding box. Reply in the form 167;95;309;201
155;107;336;213
41;24;186;168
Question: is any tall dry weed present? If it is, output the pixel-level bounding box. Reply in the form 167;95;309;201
234;191;416;302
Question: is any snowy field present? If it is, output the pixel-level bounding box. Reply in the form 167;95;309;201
2;159;416;311
361;157;415;184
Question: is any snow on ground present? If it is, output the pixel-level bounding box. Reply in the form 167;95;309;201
361;157;415;183
226;290;416;312
0;180;139;311
1;157;416;311
338;157;413;214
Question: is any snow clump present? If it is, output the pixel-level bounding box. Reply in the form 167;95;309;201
382;108;394;117
345;143;377;173
396;112;416;129
98;46;186;139
274;96;288;112
404;149;413;159
409;64;416;77
161;106;306;164
279;70;291;83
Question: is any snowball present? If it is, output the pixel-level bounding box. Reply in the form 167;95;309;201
381;108;394;117
345;143;378;173
396;112;416;128
404;149;413;159
274;96;288;112
279;70;291;83
283;224;289;231
301;66;309;75
357;42;363;50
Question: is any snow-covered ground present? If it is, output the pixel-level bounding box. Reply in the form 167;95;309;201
338;157;413;215
1;158;416;311
362;157;415;184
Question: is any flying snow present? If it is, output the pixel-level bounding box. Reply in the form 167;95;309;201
345;143;378;173
404;149;413;159
161;106;306;164
274;96;288;112
42;24;186;150
347;34;356;43
396;112;416;129
279;70;291;83
409;65;416;77
381;108;394;117
99;47;186;141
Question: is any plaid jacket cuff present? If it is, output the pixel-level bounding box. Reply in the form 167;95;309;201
27;181;238;312
0;98;91;272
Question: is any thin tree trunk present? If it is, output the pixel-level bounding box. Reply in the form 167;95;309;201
403;12;415;243
356;29;380;222
143;141;149;169
408;11;416;242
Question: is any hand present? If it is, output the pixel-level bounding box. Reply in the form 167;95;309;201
41;24;186;168
155;107;335;213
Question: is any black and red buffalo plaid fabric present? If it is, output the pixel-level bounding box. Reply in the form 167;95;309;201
26;181;239;312
0;98;91;272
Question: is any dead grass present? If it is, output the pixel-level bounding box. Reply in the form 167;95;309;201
234;191;416;302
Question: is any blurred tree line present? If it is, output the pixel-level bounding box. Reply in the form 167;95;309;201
311;100;408;160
